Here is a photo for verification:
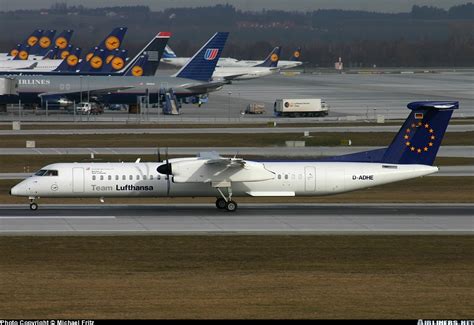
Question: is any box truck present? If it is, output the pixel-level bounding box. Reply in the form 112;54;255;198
274;98;329;117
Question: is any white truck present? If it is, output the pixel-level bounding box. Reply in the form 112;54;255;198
274;98;329;117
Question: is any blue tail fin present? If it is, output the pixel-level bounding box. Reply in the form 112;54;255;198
382;101;458;165
124;54;148;77
255;46;281;67
53;30;74;53
289;47;302;61
173;32;229;82
8;29;43;57
53;47;82;72
58;44;74;60
321;101;458;165
13;45;30;60
29;29;57;56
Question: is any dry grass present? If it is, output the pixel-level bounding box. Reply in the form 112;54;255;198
0;131;473;147
0;236;472;319
1;177;473;204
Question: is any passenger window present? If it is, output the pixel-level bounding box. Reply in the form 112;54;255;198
100;175;104;181
157;175;161;180
143;175;147;180
122;175;126;180
92;175;96;181
108;175;112;181
285;174;288;180
129;175;133;180
277;174;281;180
136;175;140;180
115;175;119;180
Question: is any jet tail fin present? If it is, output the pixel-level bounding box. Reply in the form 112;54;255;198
255;46;281;67
381;101;458;165
321;101;458;166
173;32;229;82
29;29;57;56
289;47;302;61
163;45;177;58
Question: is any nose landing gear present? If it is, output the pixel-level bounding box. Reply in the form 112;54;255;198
29;197;38;211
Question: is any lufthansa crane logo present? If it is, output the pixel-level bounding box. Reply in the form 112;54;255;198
39;36;51;49
18;50;29;60
55;36;68;49
27;36;38;47
60;50;70;59
271;53;279;62
106;54;115;64
90;56;103;69
10;49;19;57
105;36;120;51
67;54;79;66
131;65;144;77
293;50;300;58
86;52;94;62
404;121;436;154
111;57;125;70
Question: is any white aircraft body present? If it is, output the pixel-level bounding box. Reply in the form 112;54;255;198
10;101;458;211
0;59;63;71
212;65;279;80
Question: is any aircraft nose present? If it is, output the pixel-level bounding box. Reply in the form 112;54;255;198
10;181;28;196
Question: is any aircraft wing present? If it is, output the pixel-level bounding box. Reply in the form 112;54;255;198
169;153;274;183
182;81;225;92
38;86;134;99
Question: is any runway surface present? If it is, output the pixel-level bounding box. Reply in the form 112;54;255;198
1;146;472;157
2;71;473;122
0;204;472;234
1;124;473;135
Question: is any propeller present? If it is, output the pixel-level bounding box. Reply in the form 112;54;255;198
157;147;171;196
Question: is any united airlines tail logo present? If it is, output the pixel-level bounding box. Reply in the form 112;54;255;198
204;48;219;61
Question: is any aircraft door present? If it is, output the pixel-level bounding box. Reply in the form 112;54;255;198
305;166;316;192
72;167;85;193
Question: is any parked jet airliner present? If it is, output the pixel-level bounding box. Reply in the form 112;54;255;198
10;101;457;211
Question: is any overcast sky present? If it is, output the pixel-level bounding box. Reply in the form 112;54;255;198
0;0;469;12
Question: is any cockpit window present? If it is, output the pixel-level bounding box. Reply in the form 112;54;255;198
34;169;58;176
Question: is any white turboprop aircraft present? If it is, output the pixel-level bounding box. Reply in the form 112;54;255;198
10;101;457;211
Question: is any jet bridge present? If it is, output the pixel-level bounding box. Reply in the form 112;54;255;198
0;77;19;96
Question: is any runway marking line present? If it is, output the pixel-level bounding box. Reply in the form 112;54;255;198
0;216;116;219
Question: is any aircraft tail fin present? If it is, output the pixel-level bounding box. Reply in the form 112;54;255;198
52;30;74;54
289;47;302;61
53;47;82;72
8;29;44;57
13;45;30;60
255;46;281;67
381;101;458;165
163;45;177;58
29;29;57;56
321;101;458;166
124;54;148;77
173;32;229;81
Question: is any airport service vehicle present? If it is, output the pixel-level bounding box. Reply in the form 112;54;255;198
75;102;103;115
274;98;329;117
245;103;265;114
0;32;229;108
10;101;457;211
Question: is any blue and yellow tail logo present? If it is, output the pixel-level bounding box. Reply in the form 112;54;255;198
111;57;125;70
27;36;38;47
105;36;120;51
60;50;70;59
55;37;68;50
404;119;436;154
271;53;279;62
18;50;29;60
10;49;19;57
67;54;79;67
90;55;103;69
39;36;51;49
293;50;300;58
131;65;144;77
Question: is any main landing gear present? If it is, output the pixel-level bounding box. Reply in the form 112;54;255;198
215;187;238;212
29;197;38;210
